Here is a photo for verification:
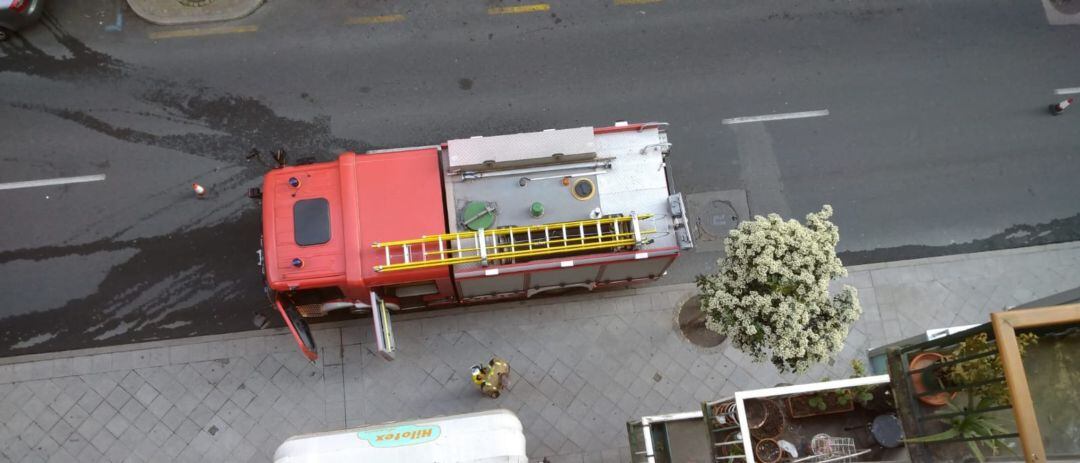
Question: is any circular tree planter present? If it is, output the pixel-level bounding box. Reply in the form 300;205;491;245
1049;0;1080;14
677;295;727;348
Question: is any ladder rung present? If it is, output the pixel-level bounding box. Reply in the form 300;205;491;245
372;214;654;272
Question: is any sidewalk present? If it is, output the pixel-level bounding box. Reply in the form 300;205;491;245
127;0;263;26
2;241;1080;463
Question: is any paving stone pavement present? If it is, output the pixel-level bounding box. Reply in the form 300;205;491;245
2;241;1079;462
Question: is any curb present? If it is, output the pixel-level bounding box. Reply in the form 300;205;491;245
0;282;695;367
3;241;1077;366
127;0;264;26
843;240;1080;273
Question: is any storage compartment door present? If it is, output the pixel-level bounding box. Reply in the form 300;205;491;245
371;291;396;361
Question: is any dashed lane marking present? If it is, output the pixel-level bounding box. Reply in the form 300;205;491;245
149;25;258;40
722;109;830;125
0;174;107;191
346;14;406;25
487;3;550;15
1054;87;1080;95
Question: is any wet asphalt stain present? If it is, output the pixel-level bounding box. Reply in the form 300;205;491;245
3;16;364;165
13;90;360;166
839;212;1080;265
0;14;125;80
458;78;474;91
762;6;904;23
0;15;365;355
0;210;274;357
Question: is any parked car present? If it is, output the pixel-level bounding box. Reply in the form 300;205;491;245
0;0;43;41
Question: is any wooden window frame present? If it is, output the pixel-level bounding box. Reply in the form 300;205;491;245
990;303;1080;463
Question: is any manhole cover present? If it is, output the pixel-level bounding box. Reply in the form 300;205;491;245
178;0;216;6
697;200;739;240
685;190;748;252
678;295;726;348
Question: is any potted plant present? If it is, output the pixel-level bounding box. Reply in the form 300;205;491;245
709;401;740;430
848;360;876;407
747;399;784;439
908;351;956;406
904;395;1016;463
754;438;783;463
787;389;855;418
718;430;745;462
945;332;1037;407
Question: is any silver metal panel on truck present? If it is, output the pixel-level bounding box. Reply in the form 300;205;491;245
595;127;676;251
447;126;596;170
600;257;671;283
528;265;602;288
442;124;681;279
459;273;525;298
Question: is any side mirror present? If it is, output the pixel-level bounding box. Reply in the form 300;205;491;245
247;187;262;199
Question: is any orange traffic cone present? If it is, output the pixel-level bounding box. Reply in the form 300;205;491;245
1050;97;1073;116
193;183;207;198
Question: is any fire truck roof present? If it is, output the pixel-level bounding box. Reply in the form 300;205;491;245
441;124;679;272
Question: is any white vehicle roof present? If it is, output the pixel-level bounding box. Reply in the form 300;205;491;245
273;409;528;463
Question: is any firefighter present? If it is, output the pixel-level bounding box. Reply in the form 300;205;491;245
470;365;487;386
471;364;498;398
471;357;510;399
488;357;510;387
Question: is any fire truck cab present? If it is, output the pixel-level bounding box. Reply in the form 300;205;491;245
258;122;692;361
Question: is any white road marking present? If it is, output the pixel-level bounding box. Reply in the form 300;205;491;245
1054;87;1080;95
722;109;830;125
0;174;107;191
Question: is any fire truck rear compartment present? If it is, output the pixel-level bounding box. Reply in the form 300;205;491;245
439;125;682;300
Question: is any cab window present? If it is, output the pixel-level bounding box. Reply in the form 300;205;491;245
294;198;330;246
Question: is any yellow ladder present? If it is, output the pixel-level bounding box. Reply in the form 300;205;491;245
372;213;655;272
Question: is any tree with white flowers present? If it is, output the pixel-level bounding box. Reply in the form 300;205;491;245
696;205;861;374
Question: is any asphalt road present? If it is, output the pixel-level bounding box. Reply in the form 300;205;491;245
1;0;1078;356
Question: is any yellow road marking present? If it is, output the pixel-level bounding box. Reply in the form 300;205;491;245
346;14;406;25
149;25;258;40
614;0;662;4
487;3;550;15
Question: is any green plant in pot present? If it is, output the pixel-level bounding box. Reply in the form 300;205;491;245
909;351;955;406
904;394;1016;463
848;360;875;406
808;393;829;411
944;332;1037;407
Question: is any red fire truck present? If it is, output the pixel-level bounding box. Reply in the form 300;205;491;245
255;122;693;361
